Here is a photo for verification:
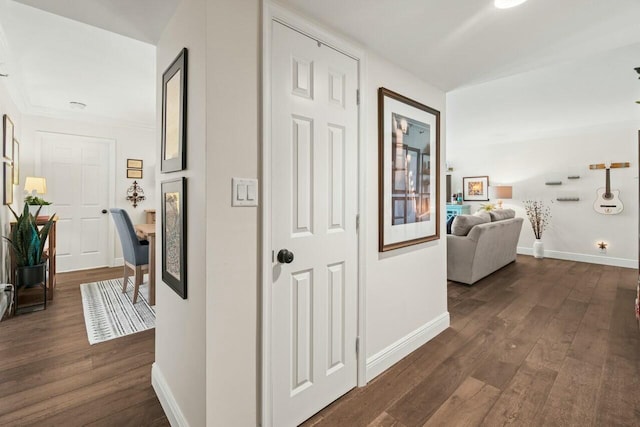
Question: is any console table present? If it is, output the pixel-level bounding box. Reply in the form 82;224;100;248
446;204;471;222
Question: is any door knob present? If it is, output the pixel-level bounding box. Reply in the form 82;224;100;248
101;209;108;214
277;249;294;264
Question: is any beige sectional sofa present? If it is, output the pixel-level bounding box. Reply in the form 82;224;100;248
447;209;524;285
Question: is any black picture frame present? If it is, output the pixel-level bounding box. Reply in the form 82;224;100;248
462;176;490;201
161;48;188;173
161;177;187;299
378;87;440;252
3;114;14;161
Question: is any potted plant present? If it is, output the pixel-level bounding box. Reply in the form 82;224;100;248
24;195;52;217
3;203;55;289
523;200;551;259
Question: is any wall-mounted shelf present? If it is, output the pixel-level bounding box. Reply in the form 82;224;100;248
556;197;580;202
545;181;562;185
567;175;580;180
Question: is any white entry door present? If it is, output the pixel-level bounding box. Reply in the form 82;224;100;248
40;132;112;272
271;21;359;426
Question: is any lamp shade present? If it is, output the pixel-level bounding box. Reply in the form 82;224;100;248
24;176;47;194
490;185;512;200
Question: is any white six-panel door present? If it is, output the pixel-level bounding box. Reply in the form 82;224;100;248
40;132;111;272
271;21;359;426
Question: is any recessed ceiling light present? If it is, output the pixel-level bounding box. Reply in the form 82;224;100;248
69;101;87;110
495;0;528;9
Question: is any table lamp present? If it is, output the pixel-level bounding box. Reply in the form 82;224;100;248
490;185;512;209
24;176;47;197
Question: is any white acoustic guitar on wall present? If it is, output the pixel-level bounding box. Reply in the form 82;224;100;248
591;162;625;215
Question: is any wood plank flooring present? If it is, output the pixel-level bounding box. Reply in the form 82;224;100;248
0;267;169;427
303;255;640;427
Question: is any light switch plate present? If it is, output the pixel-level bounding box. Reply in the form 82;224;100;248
232;178;259;207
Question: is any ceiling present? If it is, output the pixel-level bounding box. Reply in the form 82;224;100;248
0;0;161;127
14;0;179;45
278;0;640;91
0;0;639;128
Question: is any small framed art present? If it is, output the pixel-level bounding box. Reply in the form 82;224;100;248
462;176;489;201
127;159;143;169
4;162;13;205
161;177;187;299
127;169;143;179
12;139;19;184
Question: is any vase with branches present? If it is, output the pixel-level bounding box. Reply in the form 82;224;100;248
523;200;551;258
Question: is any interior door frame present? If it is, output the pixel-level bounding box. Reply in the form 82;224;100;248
261;3;368;426
35;130;117;270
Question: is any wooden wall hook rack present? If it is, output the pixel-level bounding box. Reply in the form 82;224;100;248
589;162;630;170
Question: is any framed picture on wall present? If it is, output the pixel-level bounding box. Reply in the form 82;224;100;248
4;162;13;205
462;176;489;201
161;177;187;299
127;158;143;169
127;169;143;179
378;87;440;252
161;48;188;173
12;139;19;184
3;114;14;161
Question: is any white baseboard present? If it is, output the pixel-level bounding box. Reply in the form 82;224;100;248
114;257;124;267
152;362;190;427
517;247;636;269
366;312;450;382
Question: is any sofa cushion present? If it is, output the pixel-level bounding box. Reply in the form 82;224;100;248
446;216;455;234
489;209;516;222
451;213;490;236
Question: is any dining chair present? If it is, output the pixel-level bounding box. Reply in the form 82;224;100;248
109;208;149;304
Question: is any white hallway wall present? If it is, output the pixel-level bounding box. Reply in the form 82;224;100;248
447;44;640;267
155;1;449;425
0;77;22;283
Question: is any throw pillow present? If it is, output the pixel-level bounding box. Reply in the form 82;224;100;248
451;213;490;236
489;208;516;222
446;216;455;234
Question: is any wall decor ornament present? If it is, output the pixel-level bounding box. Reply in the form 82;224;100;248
378;87;440;251
462;176;489;201
3;162;13;205
126;180;146;208
161;48;188;173
161;177;187;299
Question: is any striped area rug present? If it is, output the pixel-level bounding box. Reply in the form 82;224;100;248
80;278;155;345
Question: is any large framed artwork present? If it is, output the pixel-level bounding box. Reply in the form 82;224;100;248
3;114;13;161
161;48;188;173
161;177;187;299
378;87;440;251
462;176;489;201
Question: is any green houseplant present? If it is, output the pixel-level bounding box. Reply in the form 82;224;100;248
4;202;55;288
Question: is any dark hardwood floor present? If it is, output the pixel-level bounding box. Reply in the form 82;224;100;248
303;255;640;427
2;257;639;426
0;267;169;427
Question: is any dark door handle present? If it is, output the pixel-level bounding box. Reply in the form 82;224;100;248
101;209;108;214
277;249;294;264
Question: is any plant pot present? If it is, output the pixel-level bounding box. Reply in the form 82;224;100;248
17;263;46;289
533;239;544;259
28;205;49;218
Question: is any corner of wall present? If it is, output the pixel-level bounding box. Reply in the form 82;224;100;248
152;363;190;427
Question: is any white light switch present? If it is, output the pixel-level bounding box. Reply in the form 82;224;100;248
232;178;259;207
